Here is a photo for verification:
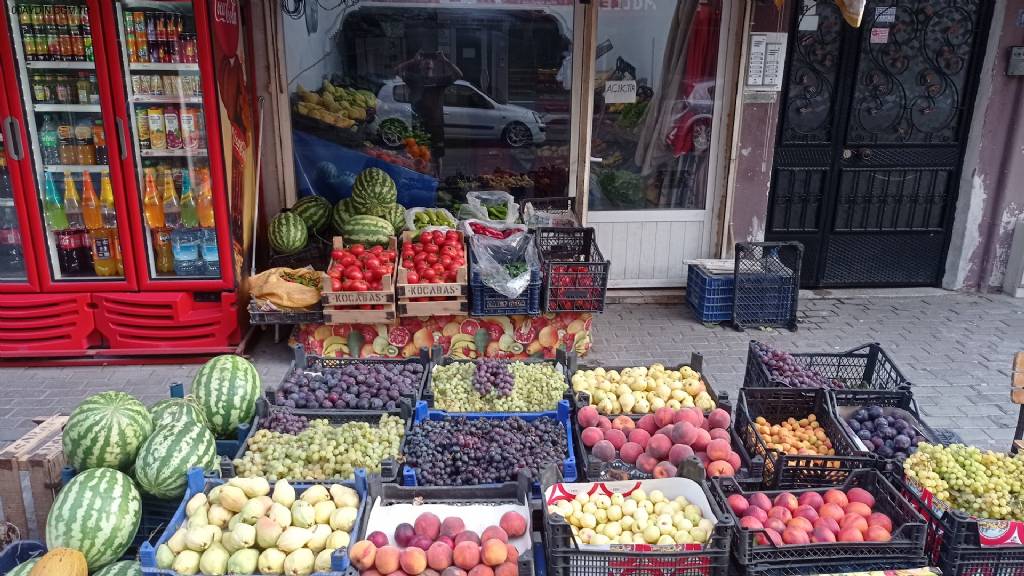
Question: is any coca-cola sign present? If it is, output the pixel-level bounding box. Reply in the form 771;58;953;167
213;0;239;59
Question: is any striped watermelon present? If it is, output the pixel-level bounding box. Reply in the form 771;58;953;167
292;195;331;232
351;167;397;214
150;396;206;429
47;468;141;572
63;391;153;472
191;354;260;436
134;422;217;499
93;560;142;576
269;211;308;254
332;197;358;234
5;559;39;576
384;203;406;234
343;214;394;246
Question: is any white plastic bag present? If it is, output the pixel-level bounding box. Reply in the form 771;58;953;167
469;232;539;299
404;207;457;231
522;201;578;228
457;190;520;223
460;218;528;241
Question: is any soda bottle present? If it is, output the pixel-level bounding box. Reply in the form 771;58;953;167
147;14;157;58
92;120;107;164
68;7;84;61
179;171;198;227
57;115;76;164
197;168;215;227
40;115;60;165
63;172;84;229
0;154;24;277
153;227;174;274
43;172;68;230
142;168;164;228
74;117;94;165
81;172;101;229
201;228;219;277
20;6;36;62
124;12;137;63
162;169;180;227
80;6;93;61
99;173;123;275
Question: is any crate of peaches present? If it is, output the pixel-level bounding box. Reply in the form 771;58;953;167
396;230;470;317
322;237;398;324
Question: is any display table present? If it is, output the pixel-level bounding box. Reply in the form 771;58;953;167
290;312;594;359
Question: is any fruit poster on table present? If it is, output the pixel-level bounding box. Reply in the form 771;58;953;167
291;313;594;359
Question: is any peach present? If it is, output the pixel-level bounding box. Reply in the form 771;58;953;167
438;536;455;550
481;526;509;544
845;502;872;519
868;512;893;532
866;526;891;542
727;494;749;516
416;512;442;541
500;511;527;538
819;503;845;522
469;566;494;576
596;417;612;431
411;535;434;550
744;505;768;524
668;444;695;466
619;442;644;464
655;407;676;428
454;531;481;546
756;528;782;546
592;440;617;462
628;428;651;448
726;451;742;473
653;461;677;479
794;505;819;523
401;547;428;575
749;493;773;512
675;407;703;428
425;569;442;576
695;451;710;467
811;526;837;543
764;517;787;534
428;542;454;571
363;571;384;576
798;492;824;511
706;439;731;462
349;540;377;571
442;569;469;576
505;544;519;564
709;428;731;442
494;562;519;576
580;427;603;448
670;422;698;446
823;489;849;508
657;425;674;438
577;406;600;428
646;434;672;460
611;415;635;431
636;453;659;474
453;542;481;570
813;517;841;535
691;428;712;452
441;517;466;538
847;487;876;508
706;460;735;477
739;515;763;530
837;528;864;542
782;527;810;545
637;414;658;434
841;513;868;535
787;516;813;534
768;506;792;523
375;546;401;574
603;429;628;450
707;408;730;430
774;493;799;512
481;539;508;567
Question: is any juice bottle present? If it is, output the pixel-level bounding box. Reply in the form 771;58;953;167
142;168;164;228
80;6;93;61
68;7;84;61
99;173;123;275
43;172;68;230
81;172;101;229
57;115;75;164
163;106;181;149
148;107;166;149
124;12;137;62
153;228;174;274
63;172;84;230
162;169;180;228
179;171;198;227
92;120;107;164
181;108;199;149
136;108;150;149
19;6;36;61
196;168;215;227
74;117;95;165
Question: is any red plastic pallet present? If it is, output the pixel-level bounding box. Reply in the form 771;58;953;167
93;292;240;352
0;293;99;355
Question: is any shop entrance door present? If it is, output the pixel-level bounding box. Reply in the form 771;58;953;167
585;0;731;288
766;1;992;287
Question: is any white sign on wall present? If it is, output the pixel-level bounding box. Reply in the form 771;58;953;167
746;32;788;92
604;80;638;104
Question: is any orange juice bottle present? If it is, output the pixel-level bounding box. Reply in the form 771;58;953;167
142;168;164;228
81;172;101;230
99;173;123;275
196;167;215;227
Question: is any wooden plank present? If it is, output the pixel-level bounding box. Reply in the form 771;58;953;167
1012;387;1024;405
323;307;397;325
1013;352;1024;388
0;466;28;537
0;415;66;463
398;299;469;317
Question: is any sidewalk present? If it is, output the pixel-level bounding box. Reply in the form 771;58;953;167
1;291;1021;451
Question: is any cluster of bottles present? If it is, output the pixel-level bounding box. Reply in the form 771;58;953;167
0;151;24;278
131;73;202;98
31;72;99;105
124;11;198;64
40;114;108;166
136;106;205;151
142;165;218;277
18;5;93;62
43;171;121;277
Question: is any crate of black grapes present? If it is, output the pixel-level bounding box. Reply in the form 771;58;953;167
745;341;911;392
401;399;576;497
266;345;431;417
828;388;944;463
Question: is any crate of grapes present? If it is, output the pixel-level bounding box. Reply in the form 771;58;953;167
227;398;413;484
400;400;577;498
266;345;431;417
735;388;877;489
744;341;912;391
828;388;945;463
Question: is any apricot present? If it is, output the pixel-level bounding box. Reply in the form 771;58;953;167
481;526;509;544
441;517;465;538
619;442;644;464
400;547;428;575
427;542;453;571
581;427;603;448
841;513;868;535
453;541;480;570
375;546;401;574
481;539;508;567
494;562;519;576
706;439;731;462
603;429;628;450
577;406;600;428
349;540;377;571
500;511;527;538
592;440;617;462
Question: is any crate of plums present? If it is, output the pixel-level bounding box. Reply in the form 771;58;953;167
828;389;943;463
266;345;431;417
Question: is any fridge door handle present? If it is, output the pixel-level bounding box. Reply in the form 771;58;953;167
3;117;23;161
116;117;128;160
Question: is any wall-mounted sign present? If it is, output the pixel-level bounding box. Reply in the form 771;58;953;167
604;80;637;104
1009;46;1024;76
746;32;787;92
870;28;890;44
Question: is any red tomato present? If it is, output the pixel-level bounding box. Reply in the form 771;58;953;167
407;271;420;284
445;271;458;282
351;280;369;291
331;249;346;260
440;255;453;268
344;266;364;281
422;268;437;280
419;234;432;246
432;263;446;275
440;244;458;257
339;254;357;267
430;277;443;284
413;243;424;253
426;253;439;265
433;230;446;244
424;243;439;254
445;230;459;243
414;252;428;263
402;259;415;270
330;278;342;291
364;268;380;283
350;244;365;256
382;264;394;275
327;268;342;279
370;245;384;254
363;257;382;270
371;281;382;290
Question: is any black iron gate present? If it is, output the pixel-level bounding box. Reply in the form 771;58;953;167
766;0;992;287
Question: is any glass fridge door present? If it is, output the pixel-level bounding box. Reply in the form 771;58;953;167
5;0;131;283
113;0;219;281
0;124;31;284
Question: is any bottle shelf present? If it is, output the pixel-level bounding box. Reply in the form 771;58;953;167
26;61;96;70
44;165;110;173
129;63;199;72
131;96;203;104
139;148;208;158
33;104;102;113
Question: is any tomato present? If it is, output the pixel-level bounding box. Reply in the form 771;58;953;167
382;264;394;276
364;268;380;283
445;270;458;282
350;244;365;256
330;278;342;291
339;254;357;267
413;243;424;253
424;254;437;265
331;249;346;260
424;243;439;254
363;257;382;270
440;255;453;268
432;263;446;275
351;279;369;291
327;268;342;279
422;268;437;280
402;259;415;270
414;252;428;263
419;234;432;246
430;277;443;284
371;245;384;254
445;230;460;243
440;244;458;256
344;266;364;281
406;271;420;284
371;281;382;290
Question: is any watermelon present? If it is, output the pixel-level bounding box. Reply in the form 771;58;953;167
351;167;397;214
384;203;406;234
343;214;394;246
5;559;39;576
134;422;217;499
191;354;260;436
292;195;331;232
93;560;142;576
46;468;141;572
269;211;308;254
150;396;206;429
63;391;153;473
332;197;358;234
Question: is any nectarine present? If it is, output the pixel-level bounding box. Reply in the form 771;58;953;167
866;526;891;542
868;512;893;532
773;493;799;512
749;493;773;512
823;489;849;508
787;516;813;534
727;494;749;516
847;487;875;508
845;502;872;519
837;528;864;542
798;492;824;510
603;428;627;450
782;527;810;545
577;406;600;428
619;442;643;464
768;506;793;523
739;515;763;530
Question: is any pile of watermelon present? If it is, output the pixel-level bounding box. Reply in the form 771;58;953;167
269;195;330;255
332;167;405;245
49;355;260;571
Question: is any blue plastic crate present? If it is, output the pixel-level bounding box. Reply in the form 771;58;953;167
687;264;735;323
139;467;368;575
468;247;543;316
402;400;577;497
0;541;46;574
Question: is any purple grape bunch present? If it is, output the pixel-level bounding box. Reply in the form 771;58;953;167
752;341;842;389
272;362;424;410
846;405;926;462
472;359;515;397
260;409;309;434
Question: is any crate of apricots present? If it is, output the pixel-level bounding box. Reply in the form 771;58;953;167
735;388;878;489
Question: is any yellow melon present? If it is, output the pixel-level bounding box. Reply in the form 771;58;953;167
29;548;88;576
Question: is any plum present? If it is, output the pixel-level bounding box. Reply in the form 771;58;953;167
847;420;862;432
874;417;889;429
894;434;912;450
867;406;884;419
853;409;869;422
857;429;872;442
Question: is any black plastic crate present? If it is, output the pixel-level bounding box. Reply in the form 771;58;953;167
267;231;331;269
736;388;877;488
712;469;927;569
536;227;609;313
744;341;912;391
827;388;944;460
248;302;325;325
736;558;931;575
541;459;733;576
732;242;802;331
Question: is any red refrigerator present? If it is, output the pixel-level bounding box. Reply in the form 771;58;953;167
0;0;242;358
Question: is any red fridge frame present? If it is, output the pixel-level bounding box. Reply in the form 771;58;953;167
100;0;236;292
0;73;42;293
0;0;140;293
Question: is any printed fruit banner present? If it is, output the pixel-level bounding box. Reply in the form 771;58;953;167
291;313;594;359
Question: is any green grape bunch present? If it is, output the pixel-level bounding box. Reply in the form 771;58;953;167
904;443;1024;521
432;361;567;412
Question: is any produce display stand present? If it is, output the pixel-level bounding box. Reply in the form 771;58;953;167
321;237;399;325
744;341;912;391
396;231;470;317
0;416;66;542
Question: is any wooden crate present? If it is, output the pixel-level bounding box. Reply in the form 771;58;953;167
321;236;397;325
0;415;68;540
395;231;469;317
1013;352;1024;405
